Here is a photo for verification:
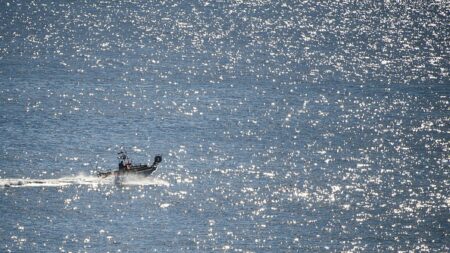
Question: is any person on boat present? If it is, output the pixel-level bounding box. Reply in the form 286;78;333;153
118;150;131;171
118;160;125;171
125;159;131;170
118;159;132;170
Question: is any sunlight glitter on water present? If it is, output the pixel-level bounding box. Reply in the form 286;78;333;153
0;0;448;252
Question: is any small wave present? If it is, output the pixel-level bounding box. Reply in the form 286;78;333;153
0;174;169;188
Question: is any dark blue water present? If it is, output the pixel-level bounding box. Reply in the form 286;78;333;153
1;1;449;252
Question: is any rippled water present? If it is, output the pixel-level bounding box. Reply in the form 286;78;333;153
1;1;449;252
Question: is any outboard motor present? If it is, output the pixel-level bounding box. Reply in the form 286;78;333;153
154;155;162;165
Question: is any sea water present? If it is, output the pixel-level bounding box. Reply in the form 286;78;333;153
0;1;448;252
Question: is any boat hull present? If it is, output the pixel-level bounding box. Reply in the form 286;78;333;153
97;155;162;178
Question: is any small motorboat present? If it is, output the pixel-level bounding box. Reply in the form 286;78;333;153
97;150;162;178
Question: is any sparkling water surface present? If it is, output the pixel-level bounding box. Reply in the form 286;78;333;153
0;1;449;252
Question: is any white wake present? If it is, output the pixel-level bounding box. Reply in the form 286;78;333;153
0;174;169;188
